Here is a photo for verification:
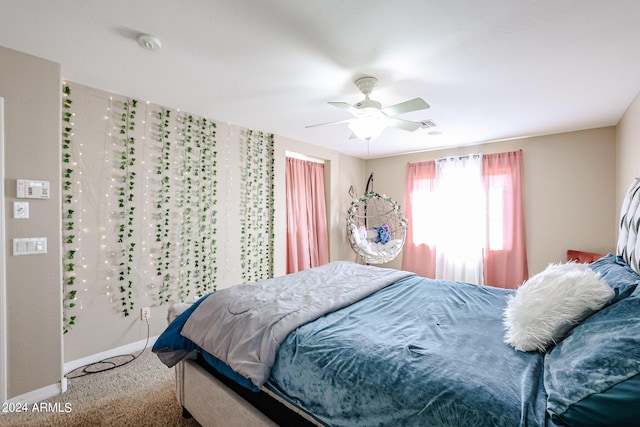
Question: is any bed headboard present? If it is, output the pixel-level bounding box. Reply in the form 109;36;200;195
617;177;640;275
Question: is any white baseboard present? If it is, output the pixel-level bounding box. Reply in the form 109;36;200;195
1;337;158;409
4;380;66;406
63;335;158;375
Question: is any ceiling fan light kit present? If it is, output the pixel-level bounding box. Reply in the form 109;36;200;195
348;116;388;140
307;76;434;142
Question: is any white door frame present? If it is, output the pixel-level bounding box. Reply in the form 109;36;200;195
0;97;7;403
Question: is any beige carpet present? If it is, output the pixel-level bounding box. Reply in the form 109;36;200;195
1;349;200;427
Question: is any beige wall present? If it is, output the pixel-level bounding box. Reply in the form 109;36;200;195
365;127;617;275
616;91;640;212
1;46;63;398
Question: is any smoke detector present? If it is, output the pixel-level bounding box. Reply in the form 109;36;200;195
137;34;162;51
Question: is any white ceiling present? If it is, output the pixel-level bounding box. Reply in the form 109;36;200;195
1;0;640;159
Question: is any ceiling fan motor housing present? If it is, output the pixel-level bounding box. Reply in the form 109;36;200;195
355;99;383;110
354;77;383;114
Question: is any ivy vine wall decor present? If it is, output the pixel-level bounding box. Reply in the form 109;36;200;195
240;130;275;283
62;84;76;334
61;82;275;332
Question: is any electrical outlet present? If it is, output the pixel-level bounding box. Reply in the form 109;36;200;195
141;307;151;320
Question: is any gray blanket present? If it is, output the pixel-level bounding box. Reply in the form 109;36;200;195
181;261;414;388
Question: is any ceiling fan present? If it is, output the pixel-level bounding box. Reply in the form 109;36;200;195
306;76;435;141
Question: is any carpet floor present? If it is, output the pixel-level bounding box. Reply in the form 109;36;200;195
1;349;200;426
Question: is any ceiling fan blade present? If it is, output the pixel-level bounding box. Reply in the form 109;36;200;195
328;101;361;115
382;98;430;116
305;118;352;128
387;118;423;132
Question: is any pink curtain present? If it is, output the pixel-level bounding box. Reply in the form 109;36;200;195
401;161;436;278
285;157;329;274
483;150;528;288
401;150;528;289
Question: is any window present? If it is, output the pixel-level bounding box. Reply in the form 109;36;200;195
402;151;527;289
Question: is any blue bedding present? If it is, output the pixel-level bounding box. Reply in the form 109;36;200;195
154;271;551;426
267;275;547;427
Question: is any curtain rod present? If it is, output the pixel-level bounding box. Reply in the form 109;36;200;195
437;154;481;162
406;149;523;166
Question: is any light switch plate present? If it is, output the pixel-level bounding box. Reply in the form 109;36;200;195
16;179;50;199
13;201;29;219
13;237;47;256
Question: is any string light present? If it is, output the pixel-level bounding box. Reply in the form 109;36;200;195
62;82;275;325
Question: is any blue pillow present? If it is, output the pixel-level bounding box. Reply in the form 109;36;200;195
543;285;640;426
588;254;640;304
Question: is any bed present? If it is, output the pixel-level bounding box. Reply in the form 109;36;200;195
153;178;640;427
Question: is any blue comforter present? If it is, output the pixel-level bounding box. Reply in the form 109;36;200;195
267;275;548;426
154;270;550;426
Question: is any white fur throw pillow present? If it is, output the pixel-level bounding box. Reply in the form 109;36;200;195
504;262;614;352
